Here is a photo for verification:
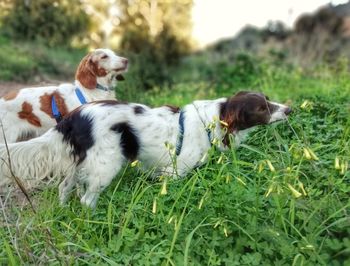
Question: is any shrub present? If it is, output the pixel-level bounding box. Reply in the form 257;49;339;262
119;24;191;91
1;0;90;47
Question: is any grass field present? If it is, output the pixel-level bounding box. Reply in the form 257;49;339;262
0;37;86;81
0;56;349;265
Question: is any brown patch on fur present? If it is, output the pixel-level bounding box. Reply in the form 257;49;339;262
163;105;180;113
39;92;69;119
75;53;108;90
219;91;276;146
3;90;19;101
18;102;41;127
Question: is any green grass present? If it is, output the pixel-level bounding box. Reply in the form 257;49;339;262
1;60;350;265
0;36;86;81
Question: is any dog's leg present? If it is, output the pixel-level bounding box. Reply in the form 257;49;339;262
160;165;177;178
59;173;77;205
80;157;124;208
80;171;120;208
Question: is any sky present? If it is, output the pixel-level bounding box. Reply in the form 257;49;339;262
192;0;349;47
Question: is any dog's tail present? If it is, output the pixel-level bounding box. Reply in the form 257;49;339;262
0;129;75;190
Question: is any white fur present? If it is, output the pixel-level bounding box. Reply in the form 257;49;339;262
269;101;290;123
0;48;127;143
0;97;290;208
0;129;74;190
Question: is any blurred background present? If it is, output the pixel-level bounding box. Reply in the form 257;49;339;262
0;0;349;100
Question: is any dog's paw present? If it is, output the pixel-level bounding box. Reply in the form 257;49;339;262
80;192;98;208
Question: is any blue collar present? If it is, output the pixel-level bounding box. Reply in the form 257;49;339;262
175;110;212;156
96;83;110;91
52;88;87;123
74;88;87;104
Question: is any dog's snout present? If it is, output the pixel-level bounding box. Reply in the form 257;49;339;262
284;107;292;115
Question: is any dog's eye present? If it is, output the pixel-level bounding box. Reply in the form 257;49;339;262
101;55;109;59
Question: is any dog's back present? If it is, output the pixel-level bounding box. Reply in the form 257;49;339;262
0;84;79;143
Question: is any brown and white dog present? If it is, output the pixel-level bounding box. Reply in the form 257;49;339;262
0;48;128;143
0;91;291;208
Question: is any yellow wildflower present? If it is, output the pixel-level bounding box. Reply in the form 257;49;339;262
266;160;276;172
335;157;340;169
152;198;157;214
160;179;167;195
303;148;312;160
131;160;139;167
287;184;302;198
298;182;307;196
219;120;228;127
235;176;246;186
198;197;204;210
307;148;319;161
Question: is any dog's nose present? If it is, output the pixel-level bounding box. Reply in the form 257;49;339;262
284;107;292;115
122;58;128;66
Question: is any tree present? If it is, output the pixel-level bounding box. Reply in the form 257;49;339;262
116;0;194;89
1;0;90;46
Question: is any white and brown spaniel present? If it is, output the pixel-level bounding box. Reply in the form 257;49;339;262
0;91;291;207
0;48;128;143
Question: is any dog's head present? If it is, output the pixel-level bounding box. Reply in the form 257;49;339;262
220;91;292;144
75;48;128;90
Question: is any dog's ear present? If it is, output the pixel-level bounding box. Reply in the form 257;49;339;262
220;96;247;146
116;74;125;81
220;98;238;145
75;53;97;90
90;52;108;77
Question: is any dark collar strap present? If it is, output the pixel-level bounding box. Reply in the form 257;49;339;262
96;83;109;91
206;128;212;145
175;110;212;156
175;110;185;156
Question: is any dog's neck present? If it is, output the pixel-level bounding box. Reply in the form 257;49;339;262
188;98;252;148
95;72;118;91
186;98;227;149
75;78;116;101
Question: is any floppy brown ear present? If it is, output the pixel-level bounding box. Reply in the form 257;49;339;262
75;53;97;90
220;97;238;146
116;74;125;81
219;97;245;146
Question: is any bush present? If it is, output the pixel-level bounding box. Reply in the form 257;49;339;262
119;24;191;91
1;0;90;47
179;52;264;91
